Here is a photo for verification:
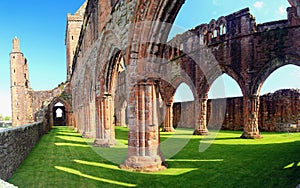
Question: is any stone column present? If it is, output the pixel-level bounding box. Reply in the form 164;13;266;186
94;93;116;147
162;99;175;132
82;105;90;138
241;94;262;139
121;79;166;172
194;96;209;135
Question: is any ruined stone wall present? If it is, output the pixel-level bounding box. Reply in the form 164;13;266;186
29;84;68;114
173;101;195;128
0;122;45;180
70;0;136;135
173;89;300;132
206;97;244;130
259;89;300;132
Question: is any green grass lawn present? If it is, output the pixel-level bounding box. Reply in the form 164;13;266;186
8;126;300;188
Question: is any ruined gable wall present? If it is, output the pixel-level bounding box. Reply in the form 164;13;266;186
28;83;69;122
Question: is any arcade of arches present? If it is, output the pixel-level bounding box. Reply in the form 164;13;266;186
10;0;300;172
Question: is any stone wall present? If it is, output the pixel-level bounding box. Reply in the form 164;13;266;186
173;101;195;128
259;89;300;132
207;97;244;130
173;89;300;132
0;122;45;180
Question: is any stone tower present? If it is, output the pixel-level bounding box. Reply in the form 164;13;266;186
65;0;87;81
10;37;31;126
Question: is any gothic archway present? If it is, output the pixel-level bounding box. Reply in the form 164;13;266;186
48;97;72;129
53;102;66;126
94;51;126;147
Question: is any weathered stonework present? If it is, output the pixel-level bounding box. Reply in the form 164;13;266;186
10;0;300;172
0;122;45;180
172;89;300;133
10;38;73;130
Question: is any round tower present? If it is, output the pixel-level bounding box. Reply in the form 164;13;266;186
10;37;30;126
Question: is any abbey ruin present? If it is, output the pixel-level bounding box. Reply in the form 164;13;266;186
8;0;300;172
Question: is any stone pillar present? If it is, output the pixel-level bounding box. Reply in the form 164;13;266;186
194;96;209;135
82;105;90;138
241;94;263;139
94;93;116;147
121;80;166;172
162;99;175;132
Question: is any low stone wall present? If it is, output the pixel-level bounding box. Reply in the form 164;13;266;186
0;122;45;180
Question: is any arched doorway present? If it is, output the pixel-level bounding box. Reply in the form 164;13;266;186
48;97;72;129
53;102;66;126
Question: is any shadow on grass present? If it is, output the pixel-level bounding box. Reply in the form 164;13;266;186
8;126;300;188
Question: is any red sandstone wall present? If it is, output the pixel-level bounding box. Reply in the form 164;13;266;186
259;89;300;132
173;89;300;132
173;101;195;128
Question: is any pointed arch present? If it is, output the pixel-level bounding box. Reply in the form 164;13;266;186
174;82;195;102
48;97;72;128
260;64;300;95
253;56;300;95
208;73;243;99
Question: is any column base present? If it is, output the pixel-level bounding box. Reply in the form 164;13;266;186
93;138;116;148
82;131;93;138
120;155;167;172
193;128;209;135
240;131;263;139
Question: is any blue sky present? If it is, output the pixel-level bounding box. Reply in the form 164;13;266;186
172;0;300;101
0;0;85;116
0;0;298;115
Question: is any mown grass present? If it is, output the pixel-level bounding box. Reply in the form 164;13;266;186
8;126;300;188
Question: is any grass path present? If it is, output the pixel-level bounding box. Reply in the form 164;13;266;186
8;126;300;188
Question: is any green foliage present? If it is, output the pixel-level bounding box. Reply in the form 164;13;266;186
0;114;11;121
9;127;300;188
4;116;11;121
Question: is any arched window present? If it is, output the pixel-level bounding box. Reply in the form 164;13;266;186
219;23;226;35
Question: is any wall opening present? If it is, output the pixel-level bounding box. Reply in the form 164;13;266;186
173;83;195;128
260;64;300;95
53;102;66;126
208;73;243;99
207;73;243;130
258;64;300;131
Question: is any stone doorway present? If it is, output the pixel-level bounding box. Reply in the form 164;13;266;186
53;102;66;126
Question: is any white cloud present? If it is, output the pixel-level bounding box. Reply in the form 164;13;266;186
278;5;285;16
253;1;264;9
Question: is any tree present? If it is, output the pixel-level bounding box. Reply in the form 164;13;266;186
4;116;11;121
